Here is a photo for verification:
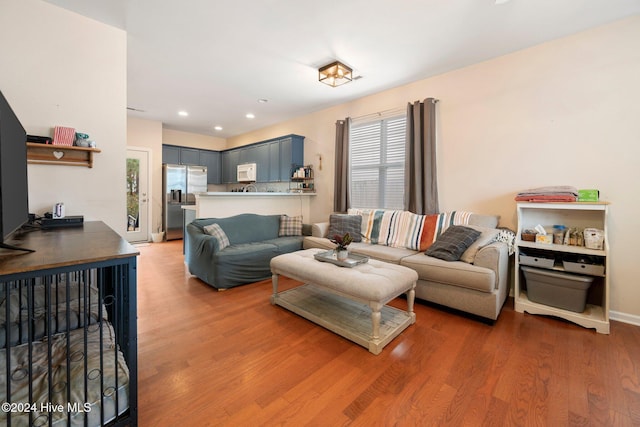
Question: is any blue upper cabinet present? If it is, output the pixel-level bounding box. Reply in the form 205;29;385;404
162;145;181;165
163;144;221;184
221;134;304;183
180;148;200;165
253;143;270;182
221;149;240;184
268;141;281;182
279;135;304;181
199;150;221;184
164;134;304;185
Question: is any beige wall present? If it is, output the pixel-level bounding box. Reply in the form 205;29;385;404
162;128;226;151
228;16;640;320
0;0;127;235
127;117;163;235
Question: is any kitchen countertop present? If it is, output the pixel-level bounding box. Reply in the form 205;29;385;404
196;192;315;196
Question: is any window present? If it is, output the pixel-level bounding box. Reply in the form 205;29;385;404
350;115;406;209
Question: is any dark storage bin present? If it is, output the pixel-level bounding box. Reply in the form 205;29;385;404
522;266;593;313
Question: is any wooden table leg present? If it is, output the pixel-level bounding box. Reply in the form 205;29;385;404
369;302;382;340
407;284;416;323
270;273;279;305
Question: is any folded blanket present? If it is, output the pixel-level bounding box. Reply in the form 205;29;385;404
514;194;577;202
515;185;578;202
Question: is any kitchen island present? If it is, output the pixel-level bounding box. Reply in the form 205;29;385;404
192;192;315;221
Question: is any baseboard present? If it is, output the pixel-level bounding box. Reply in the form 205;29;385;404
610;310;640;327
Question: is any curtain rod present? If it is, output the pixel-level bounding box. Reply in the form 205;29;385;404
351;98;439;122
351;106;405;122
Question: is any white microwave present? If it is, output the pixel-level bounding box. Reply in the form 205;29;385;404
237;163;257;182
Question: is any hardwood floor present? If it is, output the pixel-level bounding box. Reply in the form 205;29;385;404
135;240;640;426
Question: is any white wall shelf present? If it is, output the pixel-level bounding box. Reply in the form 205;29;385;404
26;143;101;168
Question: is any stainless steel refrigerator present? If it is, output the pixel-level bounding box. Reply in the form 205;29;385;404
162;164;207;240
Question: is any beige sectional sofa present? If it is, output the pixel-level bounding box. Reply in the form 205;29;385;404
303;211;511;322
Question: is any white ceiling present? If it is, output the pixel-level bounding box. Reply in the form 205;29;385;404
45;0;640;139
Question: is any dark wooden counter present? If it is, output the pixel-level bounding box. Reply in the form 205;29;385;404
0;221;139;276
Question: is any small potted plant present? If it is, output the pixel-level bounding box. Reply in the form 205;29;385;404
331;232;353;260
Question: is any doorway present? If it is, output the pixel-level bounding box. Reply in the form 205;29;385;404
126;148;151;242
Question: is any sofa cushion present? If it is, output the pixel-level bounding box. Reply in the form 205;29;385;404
459;226;501;264
211;242;280;288
263;236;304;253
348;242;418;265
279;215;303;236
203;223;230;251
468;214;500;228
400;253;496;293
425;226;481;261
327;214;362;242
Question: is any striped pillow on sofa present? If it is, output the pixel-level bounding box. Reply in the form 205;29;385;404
346;209;474;251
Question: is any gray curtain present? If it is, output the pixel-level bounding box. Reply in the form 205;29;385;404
404;98;438;215
333;118;351;212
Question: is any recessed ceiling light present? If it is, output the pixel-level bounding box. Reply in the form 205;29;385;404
246;113;255;119
214;126;223;131
495;0;511;4
178;111;189;116
258;99;268;103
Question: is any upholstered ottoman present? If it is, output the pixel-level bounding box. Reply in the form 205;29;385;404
270;248;418;354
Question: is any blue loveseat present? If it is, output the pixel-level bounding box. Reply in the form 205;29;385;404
185;213;307;289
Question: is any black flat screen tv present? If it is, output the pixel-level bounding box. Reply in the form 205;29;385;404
0;89;32;252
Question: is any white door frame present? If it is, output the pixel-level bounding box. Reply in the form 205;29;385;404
126;146;152;242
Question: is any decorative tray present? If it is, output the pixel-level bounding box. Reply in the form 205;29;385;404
313;250;369;268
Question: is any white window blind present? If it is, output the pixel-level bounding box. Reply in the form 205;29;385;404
350;115;406;209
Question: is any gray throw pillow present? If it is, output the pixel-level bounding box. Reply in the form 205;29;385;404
327;214;362;242
203;223;230;251
425;225;481;262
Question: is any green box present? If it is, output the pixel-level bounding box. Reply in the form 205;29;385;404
578;189;599;202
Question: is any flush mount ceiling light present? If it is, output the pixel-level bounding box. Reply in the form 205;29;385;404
318;61;353;87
